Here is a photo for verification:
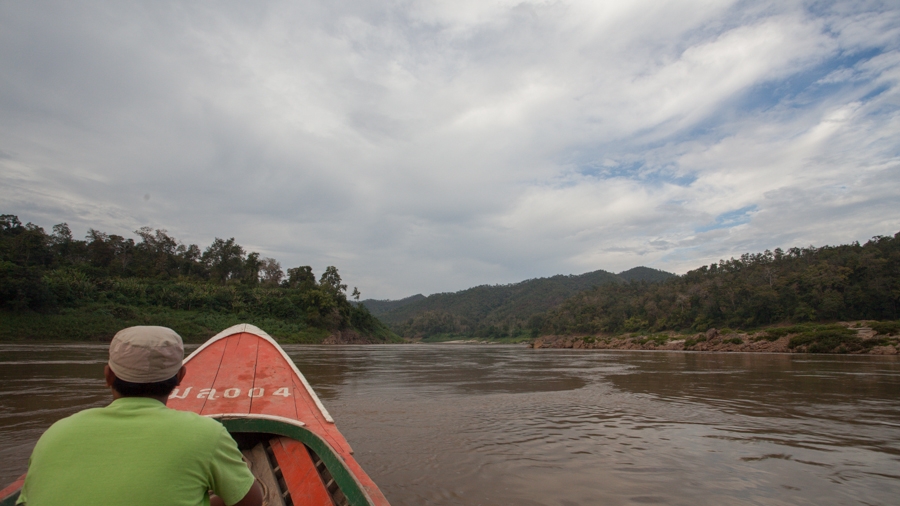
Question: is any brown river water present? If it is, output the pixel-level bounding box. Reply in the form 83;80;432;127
1;343;899;505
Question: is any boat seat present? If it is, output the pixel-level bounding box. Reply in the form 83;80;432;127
241;437;339;506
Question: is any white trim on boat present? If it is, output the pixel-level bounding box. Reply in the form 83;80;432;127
204;412;306;428
185;323;336;423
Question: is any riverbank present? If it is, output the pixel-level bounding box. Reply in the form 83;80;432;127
0;306;400;344
407;334;533;344
530;321;900;354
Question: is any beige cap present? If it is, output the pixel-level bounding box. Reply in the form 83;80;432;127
108;326;184;383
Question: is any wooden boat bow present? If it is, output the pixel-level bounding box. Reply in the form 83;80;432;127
0;324;390;506
168;324;389;506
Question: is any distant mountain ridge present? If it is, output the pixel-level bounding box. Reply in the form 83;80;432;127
363;266;674;339
617;266;676;283
358;294;426;316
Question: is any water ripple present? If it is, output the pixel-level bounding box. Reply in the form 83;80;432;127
2;344;899;505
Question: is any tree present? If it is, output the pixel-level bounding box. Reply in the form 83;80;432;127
319;266;347;294
50;223;72;254
285;266;315;289
260;258;283;286
0;215;22;234
202;238;245;283
244;252;261;285
176;243;202;277
86;229;114;268
133;227;179;277
352;287;361;301
0;217;52;268
15;223;52;267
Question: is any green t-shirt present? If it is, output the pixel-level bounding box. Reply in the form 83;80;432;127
17;397;255;506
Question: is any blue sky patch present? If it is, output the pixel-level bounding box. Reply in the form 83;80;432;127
696;205;758;233
733;47;884;114
574;160;696;187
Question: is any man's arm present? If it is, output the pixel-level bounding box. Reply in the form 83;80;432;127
209;481;262;506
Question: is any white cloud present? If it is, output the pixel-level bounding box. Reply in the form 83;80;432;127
0;0;898;298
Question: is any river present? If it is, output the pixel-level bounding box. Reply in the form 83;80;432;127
1;344;899;505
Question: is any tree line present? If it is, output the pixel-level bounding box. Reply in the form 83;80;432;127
532;232;900;336
0;214;390;341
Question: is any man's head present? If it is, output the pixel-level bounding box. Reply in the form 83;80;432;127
106;326;186;399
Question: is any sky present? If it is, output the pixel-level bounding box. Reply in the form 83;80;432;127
1;1;899;299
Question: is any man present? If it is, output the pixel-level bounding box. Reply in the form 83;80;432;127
17;326;263;506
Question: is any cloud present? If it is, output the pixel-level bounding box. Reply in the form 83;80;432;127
0;0;898;298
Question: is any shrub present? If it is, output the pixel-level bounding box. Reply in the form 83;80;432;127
684;336;703;347
871;321;900;336
649;334;669;346
761;323;821;341
633;334;669;346
788;326;860;353
623;316;649;332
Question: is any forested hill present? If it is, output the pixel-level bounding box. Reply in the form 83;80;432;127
617;266;676;283
375;268;672;339
0;214;395;343
358;294;426;316
533;232;900;337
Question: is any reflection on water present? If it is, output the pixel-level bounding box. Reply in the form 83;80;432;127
2;344;899;505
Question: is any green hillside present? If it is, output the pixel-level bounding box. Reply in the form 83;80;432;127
380;269;648;339
534;233;900;338
0;214;397;343
617;266;676;283
358;294;426;316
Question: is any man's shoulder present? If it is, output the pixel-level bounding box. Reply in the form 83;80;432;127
46;400;226;438
160;407;226;431
129;403;228;438
42;406;106;433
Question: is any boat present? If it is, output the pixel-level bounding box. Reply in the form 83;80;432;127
0;323;390;506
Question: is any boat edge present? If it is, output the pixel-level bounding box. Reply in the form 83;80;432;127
185;323;335;423
0;474;23;506
220;417;380;506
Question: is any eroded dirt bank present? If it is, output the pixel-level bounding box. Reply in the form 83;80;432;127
530;322;899;354
322;329;387;344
